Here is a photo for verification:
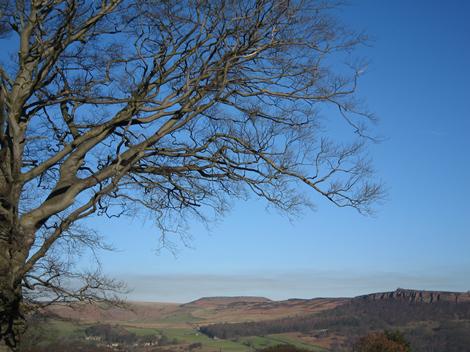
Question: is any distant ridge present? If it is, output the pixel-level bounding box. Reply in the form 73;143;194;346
198;288;470;352
355;288;470;303
183;296;272;307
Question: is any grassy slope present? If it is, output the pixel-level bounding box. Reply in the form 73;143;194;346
36;319;327;352
34;298;341;351
237;334;328;351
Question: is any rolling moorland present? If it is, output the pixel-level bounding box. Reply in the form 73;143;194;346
20;289;470;352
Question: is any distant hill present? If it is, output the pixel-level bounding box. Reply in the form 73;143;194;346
355;288;470;304
45;289;470;325
28;288;470;352
183;296;272;307
198;289;470;352
44;301;181;323
44;295;346;327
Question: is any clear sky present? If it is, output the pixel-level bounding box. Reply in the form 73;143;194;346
80;0;470;302
5;0;470;302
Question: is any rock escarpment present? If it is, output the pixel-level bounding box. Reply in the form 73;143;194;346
355;288;470;303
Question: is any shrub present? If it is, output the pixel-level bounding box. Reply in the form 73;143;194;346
353;330;411;352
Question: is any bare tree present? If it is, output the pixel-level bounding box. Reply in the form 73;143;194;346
0;0;382;349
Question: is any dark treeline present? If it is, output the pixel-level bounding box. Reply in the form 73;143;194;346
199;300;470;351
84;324;161;345
200;300;470;338
20;341;114;352
84;324;139;344
259;346;310;352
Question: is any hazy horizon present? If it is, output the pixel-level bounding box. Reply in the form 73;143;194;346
115;269;470;303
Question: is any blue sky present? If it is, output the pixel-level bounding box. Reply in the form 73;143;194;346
3;0;469;301
81;0;470;301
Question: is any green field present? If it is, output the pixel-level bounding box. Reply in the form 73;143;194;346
236;334;328;352
158;327;252;351
27;320;327;352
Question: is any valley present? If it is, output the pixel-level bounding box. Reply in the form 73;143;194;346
20;289;470;351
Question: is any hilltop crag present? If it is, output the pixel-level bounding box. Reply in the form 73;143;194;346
355;288;470;304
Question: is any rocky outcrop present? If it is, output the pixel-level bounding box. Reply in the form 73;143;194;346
355;288;470;304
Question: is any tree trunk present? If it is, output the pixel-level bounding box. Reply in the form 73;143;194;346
0;226;27;351
0;266;25;351
0;342;11;352
0;153;28;351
